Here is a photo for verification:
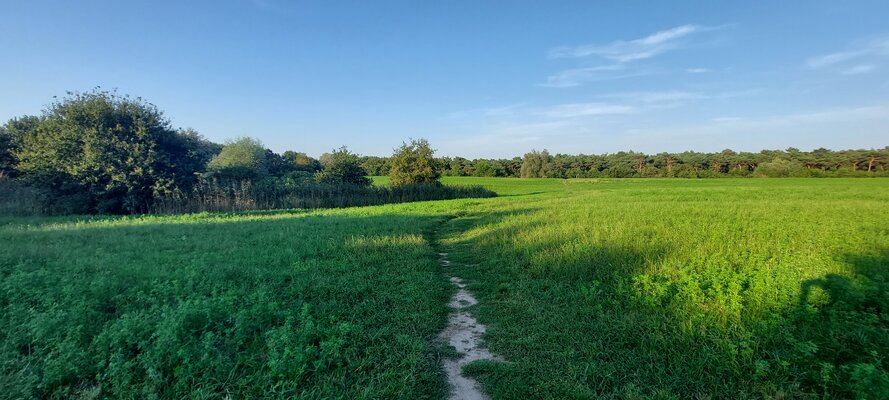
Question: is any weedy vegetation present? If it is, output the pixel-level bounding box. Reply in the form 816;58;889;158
1;177;888;399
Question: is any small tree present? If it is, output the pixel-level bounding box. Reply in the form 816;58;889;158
316;146;371;186
389;138;441;186
520;149;551;178
206;137;269;181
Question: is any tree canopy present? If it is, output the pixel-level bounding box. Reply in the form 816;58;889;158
315;146;371;186
11;90;212;213
520;149;552;178
388;138;441;186
206;137;270;181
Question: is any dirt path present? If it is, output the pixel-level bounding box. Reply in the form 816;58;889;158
437;251;502;400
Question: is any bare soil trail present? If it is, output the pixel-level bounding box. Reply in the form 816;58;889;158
436;248;503;400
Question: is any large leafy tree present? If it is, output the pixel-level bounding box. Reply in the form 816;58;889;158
520;149;552;178
205;137;270;181
388;138;441;186
316;146;371;186
14;90;212;214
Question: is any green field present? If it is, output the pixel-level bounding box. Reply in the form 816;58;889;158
2;178;889;398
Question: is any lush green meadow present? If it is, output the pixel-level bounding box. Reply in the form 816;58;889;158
0;207;460;399
2;178;888;398
437;178;889;398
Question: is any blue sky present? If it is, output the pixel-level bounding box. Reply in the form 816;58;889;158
1;1;887;158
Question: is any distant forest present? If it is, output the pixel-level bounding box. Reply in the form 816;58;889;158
365;146;889;179
1;90;886;214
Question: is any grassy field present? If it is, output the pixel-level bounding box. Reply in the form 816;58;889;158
2;178;888;398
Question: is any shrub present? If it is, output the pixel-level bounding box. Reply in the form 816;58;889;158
12;90;212;214
206;137;270;181
389;138;441;186
316;147;371;186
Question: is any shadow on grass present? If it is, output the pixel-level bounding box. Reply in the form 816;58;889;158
436;209;676;399
789;251;889;398
435;207;889;399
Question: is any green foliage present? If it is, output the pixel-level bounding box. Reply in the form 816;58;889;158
520;149;552;178
316;146;371;186
754;157;810;177
0;127;15;177
11;90;211;214
360;156;390;176
431;147;889;179
206;137;269;181
472;160;505;177
282;151;322;173
0;208;455;398
1;116;41;178
388;138;441;186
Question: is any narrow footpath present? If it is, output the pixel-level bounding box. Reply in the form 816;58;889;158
435;247;502;400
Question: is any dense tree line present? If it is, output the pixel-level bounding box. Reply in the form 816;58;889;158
432;148;889;178
1;90;885;214
0;90;486;215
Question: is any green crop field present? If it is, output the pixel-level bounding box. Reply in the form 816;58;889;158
2;178;888;399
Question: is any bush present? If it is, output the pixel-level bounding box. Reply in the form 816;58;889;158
388;138;441;185
12;90;212;214
316;147;371;187
206;137;269;181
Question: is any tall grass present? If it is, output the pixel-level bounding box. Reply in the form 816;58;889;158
0;179;42;216
150;180;495;214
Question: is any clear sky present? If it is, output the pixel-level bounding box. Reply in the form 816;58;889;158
1;1;887;158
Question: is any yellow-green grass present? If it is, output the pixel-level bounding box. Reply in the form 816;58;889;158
437;178;889;398
2;178;888;398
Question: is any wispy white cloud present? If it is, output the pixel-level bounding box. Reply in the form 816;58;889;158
808;37;889;72
539;65;650;88
841;64;877;75
441;103;527;120
602;89;760;108
542;25;725;88
609;90;704;104
686;68;710;73
549;25;705;62
483;103;526;117
537;102;634;118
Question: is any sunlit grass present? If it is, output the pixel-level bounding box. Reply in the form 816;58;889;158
439;177;889;398
2;177;888;398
